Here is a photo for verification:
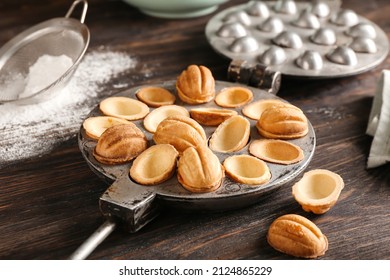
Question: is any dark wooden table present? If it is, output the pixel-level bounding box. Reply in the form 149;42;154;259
1;0;389;260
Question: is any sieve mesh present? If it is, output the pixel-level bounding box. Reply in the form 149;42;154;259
0;0;89;104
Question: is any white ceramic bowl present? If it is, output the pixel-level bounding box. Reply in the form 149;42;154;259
122;0;230;18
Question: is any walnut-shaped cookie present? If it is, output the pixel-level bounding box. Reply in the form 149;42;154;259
177;145;224;193
256;106;308;139
93;123;148;165
153;115;206;154
176;65;215;104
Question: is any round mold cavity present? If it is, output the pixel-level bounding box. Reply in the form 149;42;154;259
274;0;297;15
308;1;330;18
258;17;284;33
259;46;287;65
246;1;270;18
349;36;377;53
223;10;251;26
230;36;259;53
293;10;321;29
296;50;323;70
331;9;359;26
326;46;358;66
310;28;337;45
346;23;377;39
217;22;248;38
272;31;303;49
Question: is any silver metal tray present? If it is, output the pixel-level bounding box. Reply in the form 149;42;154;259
205;1;389;78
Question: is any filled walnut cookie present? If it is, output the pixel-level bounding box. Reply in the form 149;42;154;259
267;214;328;258
177;145;224;193
153;115;206;154
176;65;215;104
93;123;148;165
256;106;308;139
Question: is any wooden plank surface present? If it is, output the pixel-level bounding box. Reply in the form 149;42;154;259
0;0;389;260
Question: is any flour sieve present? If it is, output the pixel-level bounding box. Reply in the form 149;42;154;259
0;0;90;105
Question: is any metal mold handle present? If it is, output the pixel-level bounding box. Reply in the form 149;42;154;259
227;60;281;95
69;177;160;259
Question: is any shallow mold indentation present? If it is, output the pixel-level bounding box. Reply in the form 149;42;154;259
296;50;323;70
331;9;359;26
258;46;287;65
216;22;248;38
272;31;303;49
223;154;271;185
223;10;251;26
310;28;337;45
292;169;344;214
349;36;377;53
274;0;297;15
258;17;284;33
292;10;321;29
308;1;330;18
247;1;270;18
230;36;259;53
326;46;358;66
249;139;304;165
346;23;377;39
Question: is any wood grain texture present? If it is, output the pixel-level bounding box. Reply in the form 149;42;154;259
0;0;389;260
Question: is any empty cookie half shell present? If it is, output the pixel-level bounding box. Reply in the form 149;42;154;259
292;169;344;214
130;144;179;185
99;96;149;121
136;86;176;107
242;99;293;120
83;116;131;140
190;108;237;126
215;87;253;108
223;155;271;185
249;139;304;165
209;115;250;153
143;105;189;133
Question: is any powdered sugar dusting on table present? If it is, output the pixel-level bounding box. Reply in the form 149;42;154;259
0;51;137;167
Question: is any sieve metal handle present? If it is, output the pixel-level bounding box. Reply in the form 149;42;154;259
69;219;117;260
65;0;88;23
